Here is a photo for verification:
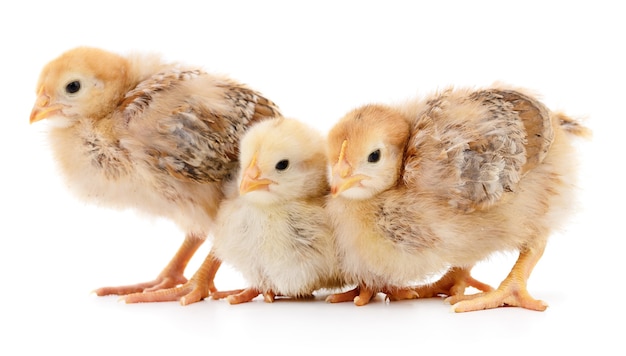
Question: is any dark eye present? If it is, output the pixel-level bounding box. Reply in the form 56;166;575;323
275;159;289;171
65;81;81;94
367;149;381;163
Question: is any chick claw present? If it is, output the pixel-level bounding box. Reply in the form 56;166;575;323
212;288;276;304
325;286;361;303
326;286;379;306
354;287;377;306
121;277;216;306
94;274;188;296
120;251;220;306
95;235;206;297
382;287;420;302
447;287;548;312
447;249;549;312
211;289;245;299
413;267;493;299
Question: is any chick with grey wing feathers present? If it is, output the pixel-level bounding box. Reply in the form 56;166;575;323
210;117;346;304
325;85;590;311
30;47;281;305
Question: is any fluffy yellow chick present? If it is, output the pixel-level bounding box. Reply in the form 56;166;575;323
325;86;590;311
209;117;344;304
30;47;280;304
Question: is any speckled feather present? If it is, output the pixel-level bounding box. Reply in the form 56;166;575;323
403;87;553;212
117;69;279;184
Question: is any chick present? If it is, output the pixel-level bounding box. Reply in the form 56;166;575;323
30;47;280;304
209;117;344;304
325;86;590;311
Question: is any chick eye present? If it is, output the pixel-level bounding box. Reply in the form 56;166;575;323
367;149;381;163
65;81;81;94
275;159;289;171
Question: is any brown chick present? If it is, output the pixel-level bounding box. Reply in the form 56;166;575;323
325;85;590;311
209;117;345;304
29;47;280;304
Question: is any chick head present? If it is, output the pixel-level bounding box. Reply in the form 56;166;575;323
237;117;329;205
30;47;130;127
327;104;410;200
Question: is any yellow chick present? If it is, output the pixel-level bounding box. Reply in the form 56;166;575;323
325;86;590;311
30;47;280;304
209;117;344;304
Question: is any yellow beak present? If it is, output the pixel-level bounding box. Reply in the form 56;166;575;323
239;154;275;195
29;92;63;124
331;140;368;197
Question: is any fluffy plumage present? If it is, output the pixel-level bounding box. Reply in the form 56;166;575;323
325;85;590;311
30;47;280;304
210;117;344;304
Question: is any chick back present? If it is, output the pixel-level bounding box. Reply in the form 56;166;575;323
48;68;280;236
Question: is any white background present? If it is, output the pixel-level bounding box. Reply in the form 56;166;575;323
1;0;622;354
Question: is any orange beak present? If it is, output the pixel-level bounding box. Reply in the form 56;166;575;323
239;154;275;195
331;140;368;197
30;90;63;124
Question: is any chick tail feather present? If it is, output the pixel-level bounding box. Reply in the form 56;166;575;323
555;112;592;139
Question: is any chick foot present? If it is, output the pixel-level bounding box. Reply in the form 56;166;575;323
413;266;493;298
212;288;277;304
447;286;547;312
382;287;420;302
121;250;221;306
325;286;361;303
122;279;215;305
353;286;377;306
94;234;204;296
211;288;246;300
447;248;547;312
326;285;379;306
95;275;188;296
326;287;358;303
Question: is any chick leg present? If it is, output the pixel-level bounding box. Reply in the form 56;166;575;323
214;288;262;304
325;286;361;303
94;233;204;296
122;250;221;306
447;246;548;312
211;289;247;300
263;290;277;303
413;266;493;298
326;284;378;306
353;285;377;306
382;287;420;302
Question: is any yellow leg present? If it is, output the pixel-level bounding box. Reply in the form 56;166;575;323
382;287;420;302
95;233;204;296
326;284;378;306
123;249;221;306
414;266;493;298
226;288;262;304
354;285;376;306
326;286;361;303
327;284;418;306
211;289;246;300
263;290;277;303
448;246;548;312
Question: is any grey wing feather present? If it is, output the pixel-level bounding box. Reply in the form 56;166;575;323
404;88;553;212
119;69;281;184
477;89;554;174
